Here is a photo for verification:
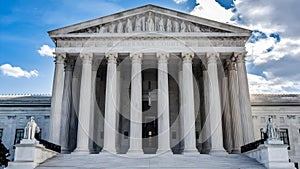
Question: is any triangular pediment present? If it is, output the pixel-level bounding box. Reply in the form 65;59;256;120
49;4;251;36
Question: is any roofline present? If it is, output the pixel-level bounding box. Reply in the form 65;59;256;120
48;4;252;35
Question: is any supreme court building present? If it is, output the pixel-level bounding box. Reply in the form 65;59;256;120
47;4;255;155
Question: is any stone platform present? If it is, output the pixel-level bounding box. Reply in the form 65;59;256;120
36;153;265;169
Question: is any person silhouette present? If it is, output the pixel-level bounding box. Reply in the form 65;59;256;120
0;139;9;167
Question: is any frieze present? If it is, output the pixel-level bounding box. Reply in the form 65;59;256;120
56;37;245;48
70;11;229;34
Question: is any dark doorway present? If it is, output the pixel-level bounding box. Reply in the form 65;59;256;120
142;115;158;154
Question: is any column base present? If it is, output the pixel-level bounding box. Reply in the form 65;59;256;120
127;149;144;155
101;148;117;154
72;148;91;155
231;149;241;154
156;149;173;155
182;148;199;155
209;149;228;156
61;149;71;154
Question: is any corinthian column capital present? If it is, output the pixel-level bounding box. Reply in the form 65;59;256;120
105;53;118;64
64;57;75;71
157;52;169;63
234;52;247;63
206;52;219;64
130;52;142;64
181;52;194;63
80;53;93;64
54;53;66;64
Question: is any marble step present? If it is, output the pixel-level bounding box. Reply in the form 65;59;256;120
36;153;265;169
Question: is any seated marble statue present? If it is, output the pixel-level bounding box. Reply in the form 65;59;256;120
266;117;279;140
24;116;40;140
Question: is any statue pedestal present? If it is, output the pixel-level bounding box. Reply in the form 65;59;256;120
244;140;295;169
20;139;39;144
7;139;58;169
264;139;284;145
258;144;294;169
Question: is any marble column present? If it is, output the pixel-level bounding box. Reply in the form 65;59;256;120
69;60;81;152
178;69;184;151
181;52;198;153
60;57;74;153
228;58;243;153
206;53;227;155
201;70;211;154
236;52;255;144
221;63;233;153
103;53;118;153
157;53;171;154
74;53;93;153
90;57;101;153
49;53;65;145
128;53;143;154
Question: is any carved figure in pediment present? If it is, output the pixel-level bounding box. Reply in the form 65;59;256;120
135;16;142;32
99;25;107;33
180;21;186;32
117;21;123;33
167;18;172;32
146;12;155;31
159;18;165;31
141;16;146;31
109;23;116;33
126;18;133;33
187;24;191;32
87;28;93;33
193;25;201;32
96;26;100;33
174;20;179;32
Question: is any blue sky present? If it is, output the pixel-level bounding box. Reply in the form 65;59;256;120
0;0;299;94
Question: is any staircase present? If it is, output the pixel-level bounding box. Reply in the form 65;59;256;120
36;153;265;169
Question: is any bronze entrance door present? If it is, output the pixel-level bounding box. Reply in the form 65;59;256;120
142;116;158;154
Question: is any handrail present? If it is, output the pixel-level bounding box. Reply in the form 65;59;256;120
241;131;267;153
241;139;265;153
36;137;61;153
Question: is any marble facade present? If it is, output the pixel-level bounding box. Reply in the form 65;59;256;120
47;4;255;155
0;94;299;165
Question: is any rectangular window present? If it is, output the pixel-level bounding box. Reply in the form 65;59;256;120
14;129;24;144
0;129;3;139
279;129;290;148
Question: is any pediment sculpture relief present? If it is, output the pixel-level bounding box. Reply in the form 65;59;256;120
71;12;228;34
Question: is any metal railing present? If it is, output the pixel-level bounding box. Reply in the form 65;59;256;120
241;132;267;153
35;134;61;153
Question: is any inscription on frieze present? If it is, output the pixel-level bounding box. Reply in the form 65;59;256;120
57;37;244;48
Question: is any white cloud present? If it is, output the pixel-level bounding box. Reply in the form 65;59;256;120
190;0;234;23
246;37;300;65
0;64;39;78
248;73;300;94
38;45;54;57
173;0;188;4
190;0;300;93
